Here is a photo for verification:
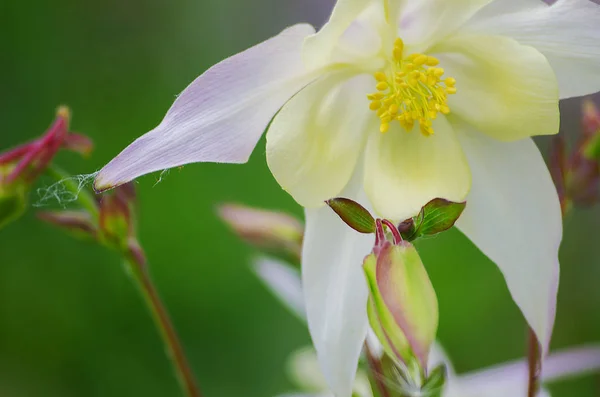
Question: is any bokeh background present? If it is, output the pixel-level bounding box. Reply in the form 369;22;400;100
1;1;599;396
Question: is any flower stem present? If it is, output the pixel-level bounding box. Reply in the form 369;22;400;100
125;247;202;397
381;219;402;244
527;328;541;397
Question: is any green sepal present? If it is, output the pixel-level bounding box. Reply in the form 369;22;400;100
402;198;466;241
421;364;447;397
327;197;376;234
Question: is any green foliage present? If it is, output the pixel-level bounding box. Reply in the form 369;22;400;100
401;199;466;241
327;197;376;234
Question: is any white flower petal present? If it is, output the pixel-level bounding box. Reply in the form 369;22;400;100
399;0;492;50
364;116;471;221
433;34;559;142
463;0;600;99
302;171;374;397
303;0;382;70
277;394;327;397
449;345;600;397
542;343;600;382
288;347;331;393
455;127;562;355
428;343;456;379
253;256;306;321
267;73;371;208
94;24;316;191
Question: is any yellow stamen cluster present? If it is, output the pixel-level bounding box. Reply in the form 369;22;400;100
367;38;457;136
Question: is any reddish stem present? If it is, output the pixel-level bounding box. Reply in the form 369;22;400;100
126;245;202;397
527;328;541;397
381;219;402;245
375;219;385;247
0;142;34;165
6;116;66;183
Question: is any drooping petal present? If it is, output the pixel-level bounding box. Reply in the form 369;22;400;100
542;343;600;382
364;116;471;221
454;126;562;354
267;73;371;208
449;344;600;397
302;171;374;397
462;0;600;99
94;24;316;191
448;373;551;397
253;256;306;321
432;34;559;142
398;0;492;51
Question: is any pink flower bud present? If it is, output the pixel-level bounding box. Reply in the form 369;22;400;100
217;203;303;261
364;239;438;373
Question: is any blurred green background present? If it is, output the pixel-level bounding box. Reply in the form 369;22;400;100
1;1;599;396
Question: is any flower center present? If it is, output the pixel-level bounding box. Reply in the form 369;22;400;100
367;38;457;136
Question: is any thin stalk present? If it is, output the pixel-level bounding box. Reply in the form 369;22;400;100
381;219;402;245
125;251;202;397
527;328;541;397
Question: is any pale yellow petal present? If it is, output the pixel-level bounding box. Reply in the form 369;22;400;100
432;34;559;141
303;1;392;70
462;0;600;99
364;116;471;221
266;73;372;208
399;0;493;50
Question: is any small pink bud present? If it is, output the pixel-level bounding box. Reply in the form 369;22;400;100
99;184;136;248
217;203;303;261
0;106;92;188
63;133;94;157
364;238;438;373
37;210;97;240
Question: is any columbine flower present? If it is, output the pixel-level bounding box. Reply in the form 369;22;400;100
94;1;600;394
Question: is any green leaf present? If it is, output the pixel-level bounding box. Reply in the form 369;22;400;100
422;364;447;397
326;197;376;234
404;198;466;241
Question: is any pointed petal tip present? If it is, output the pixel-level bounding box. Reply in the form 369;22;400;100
93;170;126;194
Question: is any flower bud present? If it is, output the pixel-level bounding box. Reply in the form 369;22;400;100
217;203;303;261
99;184;136;249
363;240;438;372
37;210;97;240
0;107;93;229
